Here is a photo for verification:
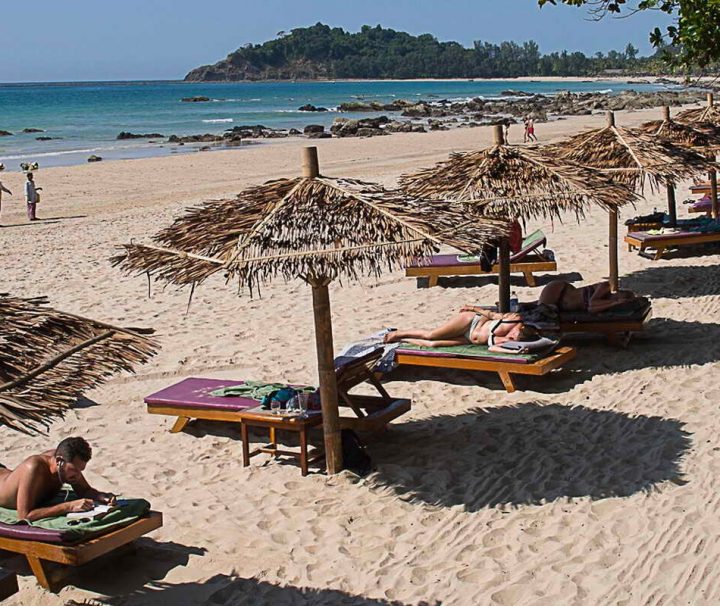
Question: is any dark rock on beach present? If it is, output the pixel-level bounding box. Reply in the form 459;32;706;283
303;124;325;134
87;155;102;162
117;131;165;140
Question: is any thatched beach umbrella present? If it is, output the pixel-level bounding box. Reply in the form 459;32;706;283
0;293;157;434
400;124;636;310
113;147;508;473
677;93;720;219
639;105;720;225
548;111;713;289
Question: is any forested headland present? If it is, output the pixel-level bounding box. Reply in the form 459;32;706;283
185;23;670;81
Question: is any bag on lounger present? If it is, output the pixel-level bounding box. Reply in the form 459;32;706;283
489;337;558;354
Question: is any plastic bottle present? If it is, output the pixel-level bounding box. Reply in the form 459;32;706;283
510;291;519;312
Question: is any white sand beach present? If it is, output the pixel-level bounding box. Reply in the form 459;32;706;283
2;106;719;606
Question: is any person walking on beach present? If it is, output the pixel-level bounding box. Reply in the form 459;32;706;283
0;180;11;222
24;172;42;221
525;117;538;143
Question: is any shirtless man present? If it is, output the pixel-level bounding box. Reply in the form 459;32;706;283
384;307;538;348
0;437;116;522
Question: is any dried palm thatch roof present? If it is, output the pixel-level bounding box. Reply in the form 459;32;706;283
676;104;720;126
113;176;509;290
638;118;720;151
0;294;158;434
399;141;638;220
547;119;713;191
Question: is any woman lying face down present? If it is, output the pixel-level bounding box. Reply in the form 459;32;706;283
538;280;636;314
383;306;539;348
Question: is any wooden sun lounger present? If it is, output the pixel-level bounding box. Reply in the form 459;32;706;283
145;350;410;435
0;512;162;593
690;183;711;195
406;230;556;287
394;346;575;393
559;303;653;348
625;230;720;260
0;568;18;601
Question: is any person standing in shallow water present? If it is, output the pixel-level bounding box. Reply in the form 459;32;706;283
24;172;42;221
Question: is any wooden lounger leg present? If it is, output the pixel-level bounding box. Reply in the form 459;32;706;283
653;246;666;261
26;555;54;592
427;275;439;288
170;416;190;433
523;271;537;287
498;372;517;393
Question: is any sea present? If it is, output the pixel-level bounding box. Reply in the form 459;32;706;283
0;79;671;170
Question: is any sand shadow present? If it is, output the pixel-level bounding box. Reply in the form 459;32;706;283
97;573;438;606
59;539;206;595
622;263;720;299
368;403;690;511
73;395;100;409
562;317;720;382
415;271;583;290
0;215;87;229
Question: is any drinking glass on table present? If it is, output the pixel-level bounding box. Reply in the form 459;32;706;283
297;393;309;418
270;399;281;415
286;395;298;415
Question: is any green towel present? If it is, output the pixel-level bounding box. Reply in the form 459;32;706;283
210;380;315;399
0;491;151;540
399;343;544;362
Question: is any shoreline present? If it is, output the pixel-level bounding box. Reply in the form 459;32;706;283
0;82;706;171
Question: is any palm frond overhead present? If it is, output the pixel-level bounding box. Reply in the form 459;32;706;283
0;294;158;434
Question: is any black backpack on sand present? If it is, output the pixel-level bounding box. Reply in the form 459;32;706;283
341;429;372;476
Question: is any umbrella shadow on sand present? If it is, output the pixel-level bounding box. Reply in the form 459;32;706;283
92;573;438;606
368;402;691;512
559;317;720;385
44;539;207;596
622;263;720;299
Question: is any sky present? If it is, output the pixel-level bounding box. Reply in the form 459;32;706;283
0;0;673;83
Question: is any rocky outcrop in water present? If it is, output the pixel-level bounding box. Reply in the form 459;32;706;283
117;132;165;140
0;131;12;137
22;128;44;133
181;96;211;103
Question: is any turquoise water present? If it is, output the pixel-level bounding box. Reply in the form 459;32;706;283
0;79;667;169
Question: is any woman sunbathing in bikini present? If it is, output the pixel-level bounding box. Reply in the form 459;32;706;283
539;280;636;313
383;306;539;348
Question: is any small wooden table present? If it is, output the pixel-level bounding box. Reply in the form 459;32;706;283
239;407;324;476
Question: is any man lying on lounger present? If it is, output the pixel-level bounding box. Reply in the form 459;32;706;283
0;437;116;522
538;280;637;314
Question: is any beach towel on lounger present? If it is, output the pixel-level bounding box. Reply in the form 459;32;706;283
0;492;150;541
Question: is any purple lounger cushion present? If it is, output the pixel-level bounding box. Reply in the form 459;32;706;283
408;232;546;269
144;377;259;412
631;230;720;242
0;522;77;545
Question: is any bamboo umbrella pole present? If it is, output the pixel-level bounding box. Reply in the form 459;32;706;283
493;124;512;312
704;94;720;220
302;146;343;474
606;111;620;292
659;107;678;227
